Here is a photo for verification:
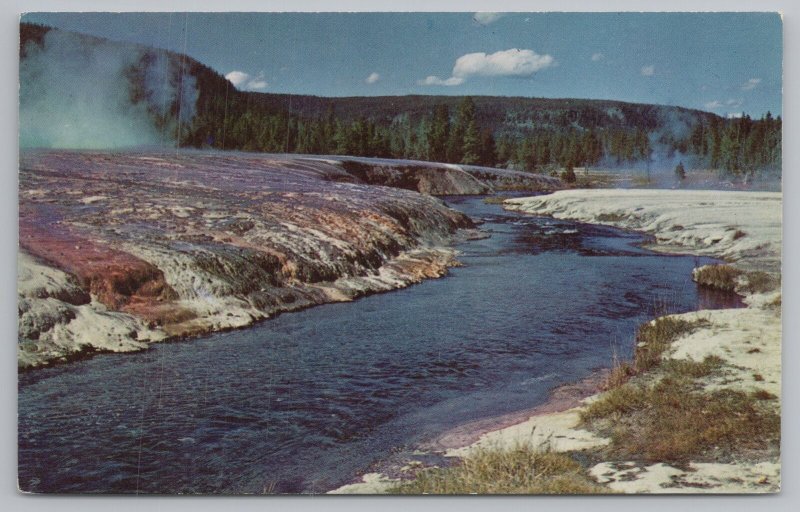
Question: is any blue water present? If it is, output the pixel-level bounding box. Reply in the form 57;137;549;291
17;196;739;494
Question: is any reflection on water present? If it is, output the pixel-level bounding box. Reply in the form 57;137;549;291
18;195;739;494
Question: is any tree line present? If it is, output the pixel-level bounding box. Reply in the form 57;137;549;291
687;113;781;176
182;61;780;177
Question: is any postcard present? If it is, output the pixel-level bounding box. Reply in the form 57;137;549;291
17;12;782;495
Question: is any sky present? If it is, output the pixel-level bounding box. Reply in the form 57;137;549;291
21;12;783;117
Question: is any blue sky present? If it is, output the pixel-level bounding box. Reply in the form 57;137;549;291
22;12;782;117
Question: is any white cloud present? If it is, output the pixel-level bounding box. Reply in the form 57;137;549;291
418;48;554;87
454;48;554;78
225;70;250;87
365;72;381;84
591;52;604;62
641;65;655;77
726;98;743;108
417;75;465;87
704;100;723;109
728;112;744;119
741;78;762;91
225;70;268;91
473;13;504;25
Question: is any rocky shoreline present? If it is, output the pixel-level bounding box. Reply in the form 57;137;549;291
17;151;559;369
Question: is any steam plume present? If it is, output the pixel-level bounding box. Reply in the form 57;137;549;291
20;29;198;149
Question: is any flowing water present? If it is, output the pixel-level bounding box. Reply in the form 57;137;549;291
17;195;741;494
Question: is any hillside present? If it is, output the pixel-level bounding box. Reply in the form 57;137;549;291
20;23;781;177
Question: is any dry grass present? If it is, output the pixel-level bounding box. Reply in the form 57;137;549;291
740;271;780;294
661;355;726;379
692;264;780;295
692;264;743;292
596;212;626;222
482;195;511;205
585;308;779;464
633;317;709;373
603;361;636;390
390;446;612;495
581;375;780;463
603;316;709;389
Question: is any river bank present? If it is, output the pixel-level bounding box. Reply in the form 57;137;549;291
19;193;718;494
18;151;560;369
334;188;781;494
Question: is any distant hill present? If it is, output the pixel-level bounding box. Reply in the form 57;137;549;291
20;23;781;176
230;91;714;132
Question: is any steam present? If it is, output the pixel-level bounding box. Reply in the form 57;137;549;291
20;29;198;149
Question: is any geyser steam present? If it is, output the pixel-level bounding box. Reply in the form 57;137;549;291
20;29;198;149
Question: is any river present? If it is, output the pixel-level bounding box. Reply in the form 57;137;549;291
17;195;740;494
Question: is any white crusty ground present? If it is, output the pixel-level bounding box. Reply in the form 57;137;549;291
590;460;780;494
327;473;400;495
444;409;610;458
17;252;167;368
505;189;781;273
667;307;781;397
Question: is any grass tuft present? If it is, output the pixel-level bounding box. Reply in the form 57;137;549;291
482;195;512;204
596;212;626;222
633;317;709;373
661;355;726;379
602;317;710;390
390;446;612;495
740;271;780;294
603;361;636;390
692;264;743;292
692;265;779;295
581;376;780;462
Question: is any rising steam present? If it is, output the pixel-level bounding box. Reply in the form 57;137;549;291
20;29;198;149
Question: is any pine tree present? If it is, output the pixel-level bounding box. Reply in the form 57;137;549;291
478;129;497;167
427;104;450;162
674;161;686;180
461;119;481;165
